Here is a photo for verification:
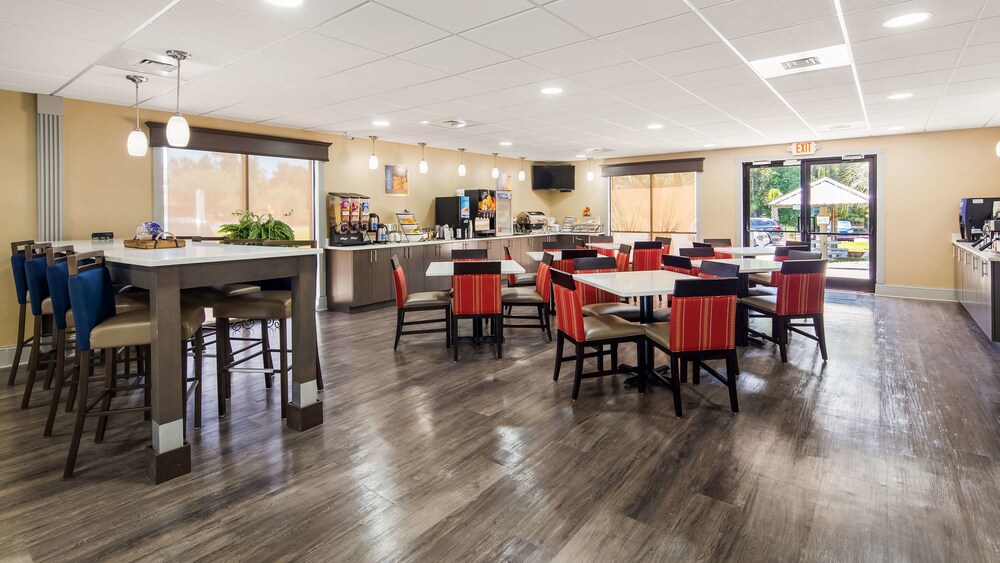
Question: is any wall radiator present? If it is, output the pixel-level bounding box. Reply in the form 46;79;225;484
36;95;64;241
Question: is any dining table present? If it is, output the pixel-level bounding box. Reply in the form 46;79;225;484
424;259;526;276
526;250;561;262
714;246;776;257
693;257;782;346
47;239;322;483
585;242;619;251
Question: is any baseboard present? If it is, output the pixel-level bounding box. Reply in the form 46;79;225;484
0;345;28;371
875;284;957;302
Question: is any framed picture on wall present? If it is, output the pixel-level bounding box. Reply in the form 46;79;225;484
497;172;511;192
385;164;409;196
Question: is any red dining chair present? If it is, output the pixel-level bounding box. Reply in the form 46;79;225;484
452;261;503;360
740;259;828;363
704;238;733;259
590;235;615;257
574;257;640;321
662;254;697;276
655;236;672;255
697;260;739;279
542;242;575;250
551;249;597;274
748;245;793;287
643;277;741;417
615;244;631;272
678;247;715;259
632;241;662;271
451;248;488;261
503;245;536;287
550;269;645;400
502;253;552;341
389;255;451;351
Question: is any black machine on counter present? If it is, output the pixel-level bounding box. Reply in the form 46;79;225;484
515;211;547;233
435;190;498;238
959;197;1000;241
327;192;371;246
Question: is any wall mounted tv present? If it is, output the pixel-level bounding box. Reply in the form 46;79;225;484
532;164;575;192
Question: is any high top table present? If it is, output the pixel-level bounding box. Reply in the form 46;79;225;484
47;239;322;483
714;246;776;257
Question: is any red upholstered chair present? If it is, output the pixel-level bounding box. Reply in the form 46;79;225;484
655;236;672;256
542;242;575;250
550;270;645;400
590;236;615;257
740;259;828;363
704;238;733;259
451;261;503;360
643;277;741;417
574;257;641;321
551;249;597;274
390;256;451;351
502;253;552;340
615;244;631;272
451;248;488;261
749;245;792;287
632;241;662;271
662;254;697;276
678;247;715;260
697;260;739;279
503;245;536;287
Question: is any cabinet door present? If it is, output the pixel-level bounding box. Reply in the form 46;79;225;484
352;250;374;307
405;246;426;294
372;248;394;304
954;247;961;304
426;243;452;291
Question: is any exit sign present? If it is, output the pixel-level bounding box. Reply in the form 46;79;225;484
788;141;818;155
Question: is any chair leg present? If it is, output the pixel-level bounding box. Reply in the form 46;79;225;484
692;362;701;386
679;359;688;384
44;329;68;437
597;344;605;374
541;305;553;342
194;329;203;429
7;303;27;386
670;354;682;417
726;351;740;413
636;341;646;395
393;309;404;350
495;314;503;360
21;317;44;409
815;314;828;361
571;344;585;400
553;333;564;381
777;317;788;363
64;349;91;479
279;317;288;419
262;325;274;389
216;317;229;418
452;315;459;362
315;340;324;391
611;344;619;373
95;348;117;443
444;308;451;348
65;362;79;413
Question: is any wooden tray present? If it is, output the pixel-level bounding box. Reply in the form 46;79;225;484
123;238;186;249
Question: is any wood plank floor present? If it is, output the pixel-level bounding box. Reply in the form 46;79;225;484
1;293;999;562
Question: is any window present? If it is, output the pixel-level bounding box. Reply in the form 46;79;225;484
159;148;315;239
610;171;698;245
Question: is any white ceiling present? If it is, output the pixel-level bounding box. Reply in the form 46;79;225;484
1;0;999;161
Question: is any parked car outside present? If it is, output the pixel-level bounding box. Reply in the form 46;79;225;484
749;217;785;246
837;220;854;234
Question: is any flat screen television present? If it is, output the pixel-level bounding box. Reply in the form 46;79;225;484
532;164;575;191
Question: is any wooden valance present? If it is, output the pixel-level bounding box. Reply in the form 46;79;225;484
601;157;704;177
146;122;331;161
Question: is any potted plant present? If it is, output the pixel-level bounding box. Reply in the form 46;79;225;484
218;210;295;241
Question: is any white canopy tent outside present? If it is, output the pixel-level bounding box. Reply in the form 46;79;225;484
766;177;869;261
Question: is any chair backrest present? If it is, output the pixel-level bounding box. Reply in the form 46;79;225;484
45;246;76;330
550;269;585;342
10;240;34;306
784;240;811;248
776;260;827;315
590;235;613;243
632;241;662;271
773;246;793;260
67;252;117;351
691;241;713;248
616;244;631;272
662;254;695;275
553;249;597;273
670;277;739;352
678;247;715;258
390;255;407;308
788;250;822;260
452;261;501;315
654;236;672;254
573;257;618;305
698;260;739;279
503;246;520;286
452;248;488;261
704;238;733;258
535;252;554;303
24;243;54;316
542;241;575;250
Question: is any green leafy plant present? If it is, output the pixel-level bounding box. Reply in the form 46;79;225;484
218;210;295;241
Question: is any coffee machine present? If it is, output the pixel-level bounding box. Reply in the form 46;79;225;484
435;195;471;239
959;197;1000;241
327;192;370;245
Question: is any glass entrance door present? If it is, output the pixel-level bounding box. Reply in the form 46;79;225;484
743;162;803;247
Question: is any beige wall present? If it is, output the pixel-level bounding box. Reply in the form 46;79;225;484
555;127;1000;291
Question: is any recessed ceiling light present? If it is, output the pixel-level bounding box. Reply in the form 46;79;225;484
575;154;586;158
646;123;663;130
888;125;906;131
882;12;931;28
886;92;913;100
540;86;563;95
371;119;390;126
703;144;716;148
499;141;512;146
266;0;303;6
419;120;429;124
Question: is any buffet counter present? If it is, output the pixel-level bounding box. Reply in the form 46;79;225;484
953;240;1000;342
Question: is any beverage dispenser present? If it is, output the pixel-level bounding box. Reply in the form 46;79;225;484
327;192;370;245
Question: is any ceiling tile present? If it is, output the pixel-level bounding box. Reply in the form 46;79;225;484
122;24;252;72
671;64;759;91
852;23;973;64
379;0;534;33
0;22;112;78
405;76;494;100
345;58;448;88
546;0;689;36
0;0;142;44
313;3;449;55
397;36;510;75
59;0;176;21
278;73;393;106
458;89;534;109
731;17;844;61
567;62;660;91
459;60;557;88
460;9;588;58
601;12;718;60
153;0;300;50
0;68;70;94
845;0;984;43
522;40;628;76
770;66;857;94
327;97;406;117
958;42;1000;67
601;79;685;102
700;0;837;39
213;0;365;29
365;87;448;109
641;42;742;77
265;33;383;72
857;49;960;81
968;15;1000;46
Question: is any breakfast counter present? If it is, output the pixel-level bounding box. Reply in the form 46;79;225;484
953;239;1000;342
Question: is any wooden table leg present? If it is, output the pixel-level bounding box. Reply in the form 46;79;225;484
146;266;191;483
287;254;323;431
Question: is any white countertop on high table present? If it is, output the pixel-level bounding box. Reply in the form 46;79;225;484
572;270;696;298
953;239;1000;262
46;239;319;267
325;231;589;252
425;260;526;277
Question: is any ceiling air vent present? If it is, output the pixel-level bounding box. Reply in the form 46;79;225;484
135;58;177;72
828;124;852;130
583;147;614;154
426;119;482;130
780;56;820;71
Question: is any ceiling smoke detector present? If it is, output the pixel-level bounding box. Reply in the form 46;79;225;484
780;56;821;71
425;119;481;130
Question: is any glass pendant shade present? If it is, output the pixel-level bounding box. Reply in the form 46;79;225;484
368;154;379;170
518;169;525;181
166;113;189;147
996;140;1000;157
419;159;428;174
127;128;148;156
586;170;594;181
491;166;499;179
458;163;466;177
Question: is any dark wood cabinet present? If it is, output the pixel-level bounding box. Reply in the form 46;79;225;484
954;243;999;342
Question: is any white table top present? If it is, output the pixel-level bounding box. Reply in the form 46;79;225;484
585;242;618;250
45;239;319;267
572;270;696;298
526;251;562;261
692;258;783;273
714;246;776;257
425;260;526;277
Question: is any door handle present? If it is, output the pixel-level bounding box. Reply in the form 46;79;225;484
796;217;802;231
983;260;988;277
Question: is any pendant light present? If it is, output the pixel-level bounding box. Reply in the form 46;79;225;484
491;152;500;179
586;157;595;181
368;136;379;169
418;142;428;173
996;140;1000;157
457;148;466;177
125;74;148;157
165;50;191;147
518;157;526;181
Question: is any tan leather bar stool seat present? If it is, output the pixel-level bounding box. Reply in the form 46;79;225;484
580;315;645;341
213;290;291;320
642;322;671;349
90;305;205;349
500;287;545;304
581;302;641;321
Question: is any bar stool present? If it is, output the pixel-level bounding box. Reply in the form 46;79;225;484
503;245;536;287
502;253;552;341
7;240;34;387
643;277;741;417
63;251;204;478
390;255;451;350
740;259;828;363
451;261;503;361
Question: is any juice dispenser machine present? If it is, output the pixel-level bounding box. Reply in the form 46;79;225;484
327;192;370;245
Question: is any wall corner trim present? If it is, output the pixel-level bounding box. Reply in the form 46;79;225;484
874;284;957;302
